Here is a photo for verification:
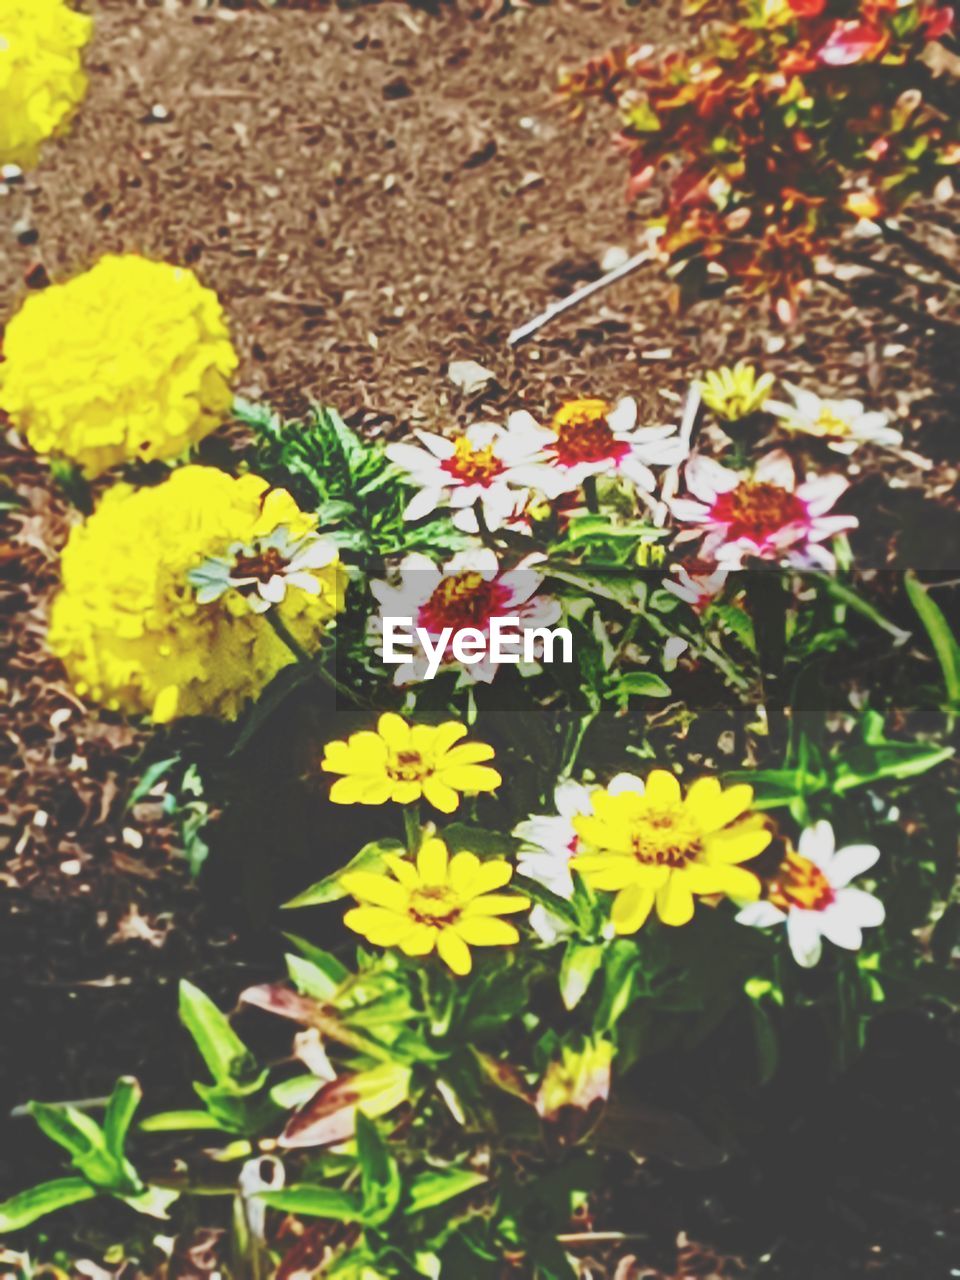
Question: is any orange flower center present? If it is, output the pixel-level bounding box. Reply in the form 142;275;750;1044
629;808;702;868
711;481;807;540
550;399;629;467
409;884;461;927
441;436;504;485
387;749;428;783
767;850;835;912
418;571;511;633
232;547;287;586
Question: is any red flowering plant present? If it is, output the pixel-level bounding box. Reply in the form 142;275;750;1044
559;0;958;320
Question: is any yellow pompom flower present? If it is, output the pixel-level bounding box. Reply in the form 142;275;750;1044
48;465;346;723
571;770;771;932
0;255;238;477
342;837;529;976
0;0;92;169
321;712;501;814
698;362;775;423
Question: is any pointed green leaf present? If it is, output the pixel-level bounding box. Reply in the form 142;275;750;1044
257;1185;364;1222
103;1077;141;1159
179;980;264;1094
0;1177;98;1232
405;1168;486;1215
283;840;404;909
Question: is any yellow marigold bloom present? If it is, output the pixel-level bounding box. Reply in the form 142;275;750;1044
0;255;238;477
571;770;770;932
0;0;92;169
342;837;529;976
698;362;775;423
321;712;501;814
48;465;345;723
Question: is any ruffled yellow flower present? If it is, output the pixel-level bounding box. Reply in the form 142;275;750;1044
698;362;775;423
321;713;501;814
48;465;346;723
0;0;92;169
571;770;770;932
342;837;529;975
0;255;238;477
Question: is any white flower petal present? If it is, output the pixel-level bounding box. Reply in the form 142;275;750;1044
827;843;880;888
786;910;824;968
798;820;835;868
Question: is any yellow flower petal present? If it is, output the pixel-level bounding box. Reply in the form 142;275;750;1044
611;884;655;934
656;874;695;926
417;837;449;885
704;826;772;864
377;711;411;750
643;769;682;809
339;871;409;912
437;928;472;975
440;763;502;794
382;854;420;888
462;893;530;917
421;776;460;814
343;906;413;947
398;923;437;956
697;784;755;833
447;850;482;894
454;917;520;947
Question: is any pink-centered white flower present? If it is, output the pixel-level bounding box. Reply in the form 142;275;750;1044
370;547;562;685
386;420;542;532
736;820;884;968
670;449;857;570
513;779;597;899
663;562;729;611
765;383;902;455
506;397;685;501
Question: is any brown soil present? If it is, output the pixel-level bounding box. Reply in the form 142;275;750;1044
1;2;959;1277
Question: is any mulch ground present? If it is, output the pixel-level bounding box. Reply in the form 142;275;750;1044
1;2;959;1276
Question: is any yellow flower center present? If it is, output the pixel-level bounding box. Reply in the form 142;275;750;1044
232;547;287;585
767;850;835;912
629;806;703;868
419;572;511;632
409;885;462;927
550;399;624;466
442;436;503;484
712;481;806;539
814;408;852;437
387;749;429;783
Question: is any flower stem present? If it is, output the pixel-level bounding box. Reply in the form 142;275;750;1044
403;805;422;857
265;611;363;706
583;475;600;514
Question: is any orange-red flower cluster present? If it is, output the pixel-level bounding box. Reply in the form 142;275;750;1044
559;0;957;318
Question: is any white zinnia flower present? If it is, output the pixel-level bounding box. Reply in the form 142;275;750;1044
188;527;338;614
736;820;885;968
765;383;902;455
386;420;544;532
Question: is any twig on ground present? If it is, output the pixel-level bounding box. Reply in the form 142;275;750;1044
507;249;652;346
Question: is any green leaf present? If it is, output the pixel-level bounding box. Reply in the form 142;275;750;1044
814;573;911;643
139;1109;232;1133
833;712;953;792
0;1178;99;1232
905;571;960;712
286;952;346;1001
608;672;671;703
26;1101;132;1191
356;1112;403;1226
178;980;265;1094
118;1184;180;1219
258;1185;364;1222
405;1168;487;1215
103;1077;141;1160
284;840;404;909
559;942;604;1011
126;756;180;810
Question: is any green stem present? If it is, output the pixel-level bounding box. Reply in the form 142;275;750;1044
403;805;422;857
583;475;600;514
265;611;363;706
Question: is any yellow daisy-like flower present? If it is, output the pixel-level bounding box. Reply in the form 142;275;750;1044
698;362;775;423
48;465;346;723
571;770;770;932
0;0;92;170
321;712;501;814
0;255;238;477
342;837;529;975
